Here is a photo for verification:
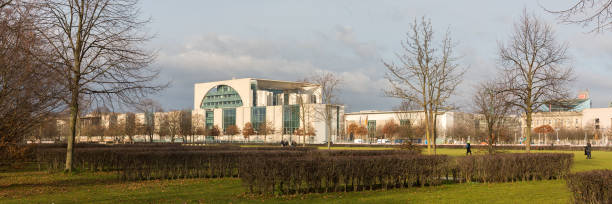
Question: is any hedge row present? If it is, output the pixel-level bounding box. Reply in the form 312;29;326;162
239;155;450;194
456;153;573;183
36;146;317;172
120;151;308;180
567;170;612;204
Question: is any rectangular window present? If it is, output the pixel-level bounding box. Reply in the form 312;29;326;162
205;110;214;129
283;105;299;134
283;93;289;105
400;119;410;126
368;120;376;139
223;108;236;132
251;107;266;131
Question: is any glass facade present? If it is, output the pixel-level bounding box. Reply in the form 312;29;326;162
400;119;410;126
368;120;376;138
205;110;214;129
251;107;266;131
201;85;243;109
283;105;300;134
222;108;236;132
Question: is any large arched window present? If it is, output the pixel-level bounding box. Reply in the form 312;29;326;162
201;85;243;109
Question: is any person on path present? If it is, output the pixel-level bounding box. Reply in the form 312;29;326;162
466;142;472;156
585;142;592;159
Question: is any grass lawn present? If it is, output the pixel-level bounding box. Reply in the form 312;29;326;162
1;148;610;203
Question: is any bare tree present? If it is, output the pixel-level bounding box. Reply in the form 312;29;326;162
124;112;136;143
384;17;464;154
381;120;399;140
155;113;169;142
0;1;63;165
225;125;240;141
307;71;341;150
134;99;163;143
258;121;275;143
178;110;191;143
473;81;513;154
545;0;612;32
36;0;165;172
190;113;204;143
498;11;573;152
296;91;314;146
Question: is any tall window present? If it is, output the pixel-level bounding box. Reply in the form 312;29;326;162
222;108;236;132
283;105;299;134
368;120;376;138
205;110;214;129
251;107;266;131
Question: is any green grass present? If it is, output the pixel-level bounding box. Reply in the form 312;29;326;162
1;148;610;203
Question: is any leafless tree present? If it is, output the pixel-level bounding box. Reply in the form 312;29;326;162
155;113;170;142
296;91;314;146
498;11;573;152
384;17;464;154
306;71;341;150
35;0;165;172
134;99;163;143
545;0;612;32
473;81;513;154
124;112;136;143
258;121;275;143
190;112;204;142
178;110;192;143
0;1;64;165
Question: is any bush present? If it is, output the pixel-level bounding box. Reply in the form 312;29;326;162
456;153;573;183
567;170;612;204
35;145;314;172
239;154;449;195
120;150;308;180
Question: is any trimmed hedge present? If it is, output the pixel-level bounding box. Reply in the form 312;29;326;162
36;145;316;172
239;154;450;194
567;170;612;204
120;151;307;180
456;153;573;183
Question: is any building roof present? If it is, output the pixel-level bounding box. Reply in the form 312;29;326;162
195;78;318;90
254;78;318;90
345;110;440;115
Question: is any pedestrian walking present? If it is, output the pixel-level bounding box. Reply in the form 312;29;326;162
585;142;592;159
466;142;472;156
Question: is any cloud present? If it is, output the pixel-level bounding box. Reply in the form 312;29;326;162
150;31;395;112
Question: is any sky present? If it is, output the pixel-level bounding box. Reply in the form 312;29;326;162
138;0;612;113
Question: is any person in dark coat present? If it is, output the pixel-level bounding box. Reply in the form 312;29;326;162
585;142;592;159
466;142;472;156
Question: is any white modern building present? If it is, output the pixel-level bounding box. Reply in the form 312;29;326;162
193;78;344;144
344;110;486;144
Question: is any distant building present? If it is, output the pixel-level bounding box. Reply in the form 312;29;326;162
540;91;591;112
344;110;520;144
193;78;344;144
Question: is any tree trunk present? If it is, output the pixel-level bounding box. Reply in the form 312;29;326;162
525;113;532;152
65;77;79;172
327;105;331;150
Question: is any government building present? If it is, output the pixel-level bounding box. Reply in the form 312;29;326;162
193;78;344;144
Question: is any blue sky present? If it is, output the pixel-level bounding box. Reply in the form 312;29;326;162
138;0;612;112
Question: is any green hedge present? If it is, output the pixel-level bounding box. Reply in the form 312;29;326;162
239;154;449;194
456;153;573;183
567;170;612;204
